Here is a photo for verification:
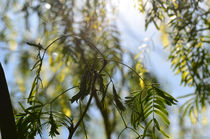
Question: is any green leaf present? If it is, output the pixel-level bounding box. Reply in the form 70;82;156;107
113;85;126;111
177;93;195;99
160;128;170;138
26;105;43;111
144;110;153;120
98;74;105;93
145;21;150;30
154;118;160;130
153;20;160;30
71;91;83;103
28;74;41;104
18;102;26;112
49;113;60;137
195;95;200;112
152;126;157;139
143;106;153;115
154;110;170;125
179;97;194;112
71;70;92;103
26;42;43;49
183;104;192;117
156;94;174;106
154;104;168;116
154;99;166;108
131;112;139;129
101;82;110;103
142;92;153;104
154;86;177;103
142;119;153;139
143;101;153;112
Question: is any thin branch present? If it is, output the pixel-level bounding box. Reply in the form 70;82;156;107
107;59;146;85
103;70;127;127
49;86;78;104
79;101;88;139
43;34;105;59
68;89;94;138
68;59;107;138
117;127;141;139
42;86;78;107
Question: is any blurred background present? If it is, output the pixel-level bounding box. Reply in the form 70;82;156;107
0;0;209;138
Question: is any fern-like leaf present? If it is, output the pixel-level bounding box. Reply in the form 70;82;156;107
126;86;177;138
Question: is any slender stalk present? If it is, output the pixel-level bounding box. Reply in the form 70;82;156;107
107;59;146;84
118;127;141;139
79;102;88;139
49;86;78;104
68;87;95;139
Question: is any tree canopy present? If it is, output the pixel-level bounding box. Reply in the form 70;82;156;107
0;0;209;138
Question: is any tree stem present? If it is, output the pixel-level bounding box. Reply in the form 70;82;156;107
0;63;18;139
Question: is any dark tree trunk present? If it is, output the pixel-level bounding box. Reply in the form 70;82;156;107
0;63;18;139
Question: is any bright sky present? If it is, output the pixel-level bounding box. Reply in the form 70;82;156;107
116;0;195;97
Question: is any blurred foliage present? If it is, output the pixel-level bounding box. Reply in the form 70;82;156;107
0;0;125;138
0;0;209;138
137;0;210;121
